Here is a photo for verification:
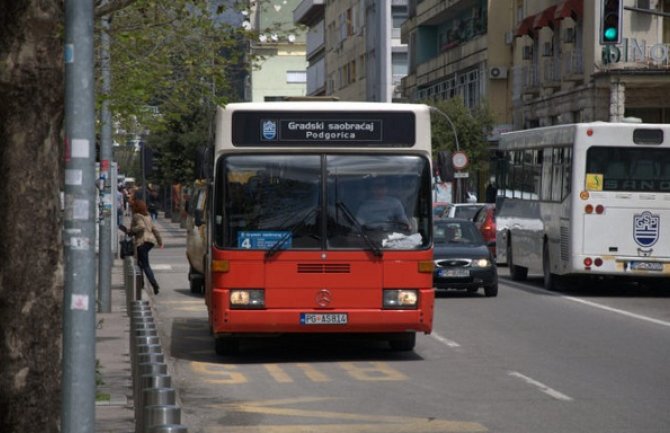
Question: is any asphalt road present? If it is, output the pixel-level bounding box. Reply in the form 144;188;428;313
148;220;670;433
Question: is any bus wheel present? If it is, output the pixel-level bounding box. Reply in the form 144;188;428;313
507;238;528;281
543;243;557;291
215;337;240;356
389;332;416;351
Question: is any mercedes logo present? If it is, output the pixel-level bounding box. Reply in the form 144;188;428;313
315;289;332;307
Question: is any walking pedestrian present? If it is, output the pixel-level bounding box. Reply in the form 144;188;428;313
129;199;163;294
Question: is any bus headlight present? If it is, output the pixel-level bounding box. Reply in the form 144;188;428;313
229;289;265;309
383;290;418;309
472;258;491;268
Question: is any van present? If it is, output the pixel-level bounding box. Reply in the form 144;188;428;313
185;180;208;293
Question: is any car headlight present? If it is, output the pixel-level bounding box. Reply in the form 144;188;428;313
229;289;265;309
383;290;418;309
472;258;491;268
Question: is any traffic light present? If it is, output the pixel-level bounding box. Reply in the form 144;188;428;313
600;0;623;45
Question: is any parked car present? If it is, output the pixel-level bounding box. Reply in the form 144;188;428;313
433;219;498;297
185;180;209;294
473;204;496;257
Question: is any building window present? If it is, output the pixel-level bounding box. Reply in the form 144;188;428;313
287;71;307;83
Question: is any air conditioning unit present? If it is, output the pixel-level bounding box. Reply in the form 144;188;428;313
543;42;553;57
522;45;533;60
563;27;576;44
489;66;508;79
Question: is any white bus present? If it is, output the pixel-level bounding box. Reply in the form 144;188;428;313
495;122;670;290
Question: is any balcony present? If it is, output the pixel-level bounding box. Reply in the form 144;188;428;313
512;64;540;101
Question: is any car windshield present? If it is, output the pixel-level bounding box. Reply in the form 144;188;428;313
215;154;432;251
434;221;484;245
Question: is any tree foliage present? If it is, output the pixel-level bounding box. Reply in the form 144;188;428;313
102;0;249;183
424;98;495;174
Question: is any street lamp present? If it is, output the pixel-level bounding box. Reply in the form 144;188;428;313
429;106;462;203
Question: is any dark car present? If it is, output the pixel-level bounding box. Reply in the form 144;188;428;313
433;219;498;297
472;204;496;257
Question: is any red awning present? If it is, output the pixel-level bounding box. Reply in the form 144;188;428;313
533;5;558;30
555;0;583;21
515;15;537;38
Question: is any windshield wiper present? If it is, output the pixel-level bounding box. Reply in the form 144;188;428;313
336;201;383;257
265;207;319;259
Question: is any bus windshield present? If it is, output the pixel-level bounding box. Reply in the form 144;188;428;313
586;146;670;192
217;154;431;251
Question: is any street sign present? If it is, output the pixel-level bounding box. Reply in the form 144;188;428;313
452;151;468;170
454;172;469;178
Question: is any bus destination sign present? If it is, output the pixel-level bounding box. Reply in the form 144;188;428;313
232;111;415;147
264;119;382;142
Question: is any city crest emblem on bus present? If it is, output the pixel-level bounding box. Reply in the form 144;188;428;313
261;119;277;141
633;211;659;248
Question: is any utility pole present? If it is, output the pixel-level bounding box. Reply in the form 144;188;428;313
429;106;462;203
99;13;113;313
62;0;96;432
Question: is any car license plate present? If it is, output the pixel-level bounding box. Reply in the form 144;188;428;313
438;268;469;277
630;261;664;272
300;313;348;325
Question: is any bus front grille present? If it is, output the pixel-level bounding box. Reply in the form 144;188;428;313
297;264;351;274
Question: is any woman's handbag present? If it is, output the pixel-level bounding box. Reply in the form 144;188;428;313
119;235;135;259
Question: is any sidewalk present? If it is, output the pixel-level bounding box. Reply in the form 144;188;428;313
95;213;182;433
94;252;134;433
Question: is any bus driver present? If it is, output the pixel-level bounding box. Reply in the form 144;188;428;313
356;177;411;231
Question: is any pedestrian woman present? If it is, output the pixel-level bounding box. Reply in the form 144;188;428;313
129;199;163;294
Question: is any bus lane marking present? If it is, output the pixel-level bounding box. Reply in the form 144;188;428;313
338;362;407;381
191;361;247;384
206;397;487;432
508;371;573;402
192;361;406;384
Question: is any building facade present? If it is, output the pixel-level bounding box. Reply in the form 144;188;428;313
295;0;409;101
248;0;307;101
402;0;670;130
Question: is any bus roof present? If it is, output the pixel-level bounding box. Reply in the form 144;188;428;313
499;122;670;150
221;101;431;113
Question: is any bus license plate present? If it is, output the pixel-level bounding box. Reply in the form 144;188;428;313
300;313;348;325
630;261;663;272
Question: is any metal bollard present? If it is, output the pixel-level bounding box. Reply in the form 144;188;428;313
134;363;169;428
149;424;188;433
134;264;145;297
131;336;161;368
144;405;181;433
137;388;176;433
133;346;163;390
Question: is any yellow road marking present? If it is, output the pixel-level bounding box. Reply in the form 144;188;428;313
191;362;247;384
338;362;407;381
264;365;293;383
206;398;486;432
296;363;331;382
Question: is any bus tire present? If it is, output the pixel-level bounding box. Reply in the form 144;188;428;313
543;242;556;291
215;337;240;356
389;332;416;351
507;238;528;281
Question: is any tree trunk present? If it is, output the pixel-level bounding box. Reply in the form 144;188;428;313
0;2;65;432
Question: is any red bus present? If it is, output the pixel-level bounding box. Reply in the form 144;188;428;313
205;101;435;355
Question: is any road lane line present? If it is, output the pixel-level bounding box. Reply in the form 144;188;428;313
504;280;670;329
431;332;461;348
508;371;573;401
562;295;670;328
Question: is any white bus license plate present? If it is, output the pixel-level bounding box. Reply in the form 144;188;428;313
630;261;663;272
300;313;348;325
